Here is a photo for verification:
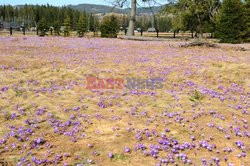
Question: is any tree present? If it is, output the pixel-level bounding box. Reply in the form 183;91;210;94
182;10;197;38
206;0;221;38
243;0;250;42
122;14;129;30
100;15;119;38
127;0;137;36
37;17;48;36
111;0;167;36
171;13;184;38
63;16;71;37
163;3;185;38
53;21;61;36
88;13;95;32
88;13;99;35
93;17;100;36
216;0;247;43
0;4;89;32
163;0;221;38
157;16;172;32
77;14;87;37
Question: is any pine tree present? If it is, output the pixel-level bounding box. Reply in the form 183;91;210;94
77;14;87;37
37;17;48;37
89;14;94;32
88;14;99;34
93;18;100;36
53;21;61;36
216;0;247;43
63;16;71;37
100;15;119;38
243;0;250;42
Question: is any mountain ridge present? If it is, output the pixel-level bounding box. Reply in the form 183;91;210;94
68;3;166;15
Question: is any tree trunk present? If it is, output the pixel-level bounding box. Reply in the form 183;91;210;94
127;0;136;36
197;15;203;40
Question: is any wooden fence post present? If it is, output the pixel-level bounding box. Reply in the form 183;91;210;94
10;27;13;35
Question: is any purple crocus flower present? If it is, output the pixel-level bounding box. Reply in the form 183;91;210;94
98;102;107;108
124;147;131;153
108;152;113;158
1;86;9;91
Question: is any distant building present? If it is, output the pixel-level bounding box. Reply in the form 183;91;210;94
0;21;21;30
147;27;156;32
0;22;3;29
60;26;65;32
30;27;37;31
137;28;142;32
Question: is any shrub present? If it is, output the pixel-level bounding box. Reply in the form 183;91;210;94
100;15;119;38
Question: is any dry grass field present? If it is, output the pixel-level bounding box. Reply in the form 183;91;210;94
0;30;210;39
0;36;249;166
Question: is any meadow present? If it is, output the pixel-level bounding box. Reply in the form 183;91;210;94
0;36;249;166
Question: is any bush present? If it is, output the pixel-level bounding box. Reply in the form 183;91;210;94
216;0;247;43
100;15;119;38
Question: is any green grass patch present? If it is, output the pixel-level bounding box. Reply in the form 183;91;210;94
189;90;204;102
212;63;223;68
112;154;127;161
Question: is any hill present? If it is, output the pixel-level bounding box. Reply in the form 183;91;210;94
68;3;165;15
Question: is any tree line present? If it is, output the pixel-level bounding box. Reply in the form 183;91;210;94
0;4;98;36
160;0;249;43
110;0;249;43
0;0;249;43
